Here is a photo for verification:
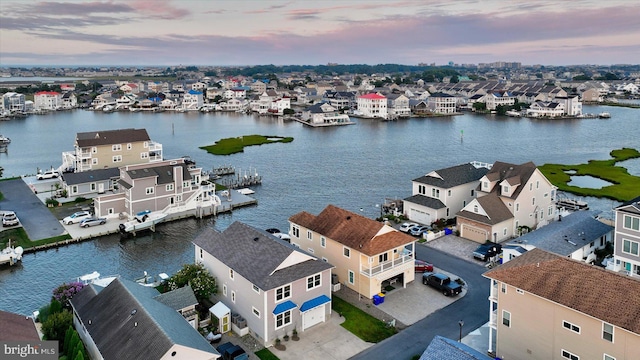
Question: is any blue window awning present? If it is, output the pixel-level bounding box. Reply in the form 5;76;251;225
272;300;297;315
300;295;331;312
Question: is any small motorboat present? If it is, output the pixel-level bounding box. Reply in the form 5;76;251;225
0;135;10;144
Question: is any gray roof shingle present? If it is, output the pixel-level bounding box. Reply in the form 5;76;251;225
419;335;492;360
413;163;488;189
404;194;446;209
63;168;120;185
76;128;151;147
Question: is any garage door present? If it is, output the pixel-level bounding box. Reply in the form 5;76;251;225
410;208;431;225
302;305;325;330
462;224;487;242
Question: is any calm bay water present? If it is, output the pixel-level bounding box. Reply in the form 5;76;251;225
1;105;639;315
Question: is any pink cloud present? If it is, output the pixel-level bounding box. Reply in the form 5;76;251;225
129;0;190;19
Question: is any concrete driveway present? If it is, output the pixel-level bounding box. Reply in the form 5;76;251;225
0;178;66;241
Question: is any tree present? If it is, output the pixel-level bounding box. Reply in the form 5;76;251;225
450;75;459;83
68;332;80;357
53;282;85;309
167;263;217;302
473;102;487;111
42;310;73;345
63;326;73;355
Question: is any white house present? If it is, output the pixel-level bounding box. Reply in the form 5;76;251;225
34;91;62;110
182;90;203;111
357;93;387;119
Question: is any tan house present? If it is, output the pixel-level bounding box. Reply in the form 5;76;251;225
61;128;163;173
289;205;416;299
456;161;557;243
484;248;640;360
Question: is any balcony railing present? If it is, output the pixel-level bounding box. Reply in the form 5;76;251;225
360;254;413;277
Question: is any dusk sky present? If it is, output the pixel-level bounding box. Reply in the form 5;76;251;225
1;0;639;67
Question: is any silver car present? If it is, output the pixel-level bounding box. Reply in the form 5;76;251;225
79;217;107;228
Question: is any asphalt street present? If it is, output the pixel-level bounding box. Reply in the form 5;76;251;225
350;246;490;360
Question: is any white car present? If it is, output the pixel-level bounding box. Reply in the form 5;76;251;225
399;222;418;232
63;211;92;225
2;211;19;227
36;170;59;180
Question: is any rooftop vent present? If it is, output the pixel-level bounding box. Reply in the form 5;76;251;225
131;309;137;316
254;237;259;241
346;216;351;220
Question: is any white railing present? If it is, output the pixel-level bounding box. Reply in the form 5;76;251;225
470;161;493;170
361;254;413;277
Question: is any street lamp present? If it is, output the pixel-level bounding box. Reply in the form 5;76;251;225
458;320;464;342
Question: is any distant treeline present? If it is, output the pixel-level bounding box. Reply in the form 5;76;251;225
221;64;460;78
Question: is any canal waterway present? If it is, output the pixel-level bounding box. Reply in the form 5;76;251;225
1;105;639;315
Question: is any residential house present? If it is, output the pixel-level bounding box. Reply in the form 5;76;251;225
456;161;556;243
0;310;40;341
154;285;200;328
219;98;245;112
554;95;583;116
526;101;565;118
90;94;116;110
1;92;26;113
119;83;139;94
34;91;62;110
612;195;640;276
419;335;493;360
115;93;138;110
484;92;516;110
324;91;356;110
182;90;203;111
251;81;267;94
193;222;334;345
93;157;218;218
61;92;78;109
301;102;351;125
61;128;163;173
501;210;613;264
64;168;120;198
484;248;640;360
386;93;411;118
403;162;490;225
192;82;207;91
289;205;417;299
205;88;222;101
427;92;457;114
224;88;247;99
408;99;429;116
357;93;388;119
70;278;220;360
271;97;291;115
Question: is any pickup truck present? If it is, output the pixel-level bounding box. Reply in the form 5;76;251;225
217;342;248;360
422;272;462;296
473;243;502;261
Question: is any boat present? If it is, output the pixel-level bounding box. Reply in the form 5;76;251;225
556;198;589;211
598;112;611;118
119;211;167;235
78;270;168;287
505;110;522;117
0;135;10;144
0;240;24;266
135;271;169;287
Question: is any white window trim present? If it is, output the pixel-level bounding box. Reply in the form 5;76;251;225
603;354;616;360
166;183;174;191
275;284;291;302
231;290;236;303
275;310;292;329
321;237;326;248
307;230;313;240
252;307;261;318
307;274;321;291
348;270;355;285
562;320;581;334
145;187;154;194
222;284;227;296
343;246;350;258
561;349;580;360
229;269;234;280
502;310;511;327
252;284;260;294
622;239;640;256
602;322;614;343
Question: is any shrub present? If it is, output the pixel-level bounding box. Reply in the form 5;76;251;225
42;310;73;345
53;282;85;309
167;263;217;303
74;197;87;203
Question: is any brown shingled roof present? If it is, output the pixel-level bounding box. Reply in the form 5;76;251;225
0;310;40;341
457;193;513;225
485;161;537;199
289;205;415;256
484;248;640;334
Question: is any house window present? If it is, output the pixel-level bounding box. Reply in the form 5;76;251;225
91;146;97;153
275;310;292;328
446;208;450;217
470;189;474;196
322;257;328;262
622;239;639;256
544;192;548;197
275;284;291;301
447;190;452;196
222;284;227;296
379;253;388;263
127;143;132;150
253;284;260;293
183;181;189;188
473;205;478;213
536;180;539;188
503;228;507;236
112;155;122;163
501;283;507;293
563;320;581;333
432;188;440;198
502;310;511;327
548;206;554;216
483;181;488;189
348;270;355;284
141;152;148;159
561;350;579;360
307;274;321;290
143;141;148;148
603;322;614;342
623;215;640;231
343;247;350;258
516;288;524;295
529;183;533;191
145;187;154;195
532;197;536;205
307;230;313;240
199;248;203;259
91;158;98;165
292;225;300;238
231;291;236;303
502;185;509;194
516;203;520;212
229;269;234;279
112;144;122;151
166;184;174;191
321;237;326;248
252;307;260;318
604;354;616;360
71;185;78;194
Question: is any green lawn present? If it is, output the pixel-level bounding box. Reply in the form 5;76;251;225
1;228;72;250
331;296;397;343
539;147;640;202
255;348;280;360
199;135;293;155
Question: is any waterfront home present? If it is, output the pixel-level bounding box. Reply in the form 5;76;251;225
219;98;246;112
63;167;120;198
61;128;163;173
409;99;430;115
193;221;334;345
324;90;356;110
386;93;411;118
427;92;457;114
554;95;583;116
0;310;40;341
1;92;26;113
484;248;640;360
484;91;516;110
356;93;388;119
119;83;139;94
115;93;138;110
456;161;556;243
501;210;613;264
289;205;417;299
403;162;490;225
182;90;204;111
61;92;78;109
526;101;565;118
70;278;220;360
611;195;640;276
34;91;62;111
301;102;351;125
90;93;116;110
93;157;219;219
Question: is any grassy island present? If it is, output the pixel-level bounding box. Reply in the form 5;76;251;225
200;135;293;155
539;147;640;202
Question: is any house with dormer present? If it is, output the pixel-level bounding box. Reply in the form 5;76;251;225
193;222;334;346
456;161;556;243
427;92;457;114
403;163;490;225
484;92;516;110
526;101;565;118
182;90;203;111
70;278;220;360
289;205;417;299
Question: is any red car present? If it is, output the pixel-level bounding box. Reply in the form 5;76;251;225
415;259;434;272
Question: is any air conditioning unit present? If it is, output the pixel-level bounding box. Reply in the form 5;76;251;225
332;283;341;292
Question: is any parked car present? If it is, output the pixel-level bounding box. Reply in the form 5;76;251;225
63;211;92;225
2;211;19;227
472;243;503;261
399;222;418;232
410;225;431;236
217;342;248;360
79;217;107;228
36;169;59;180
414;259;434;273
422;272;462;296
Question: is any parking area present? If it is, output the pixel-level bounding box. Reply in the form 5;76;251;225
424;234;487;263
